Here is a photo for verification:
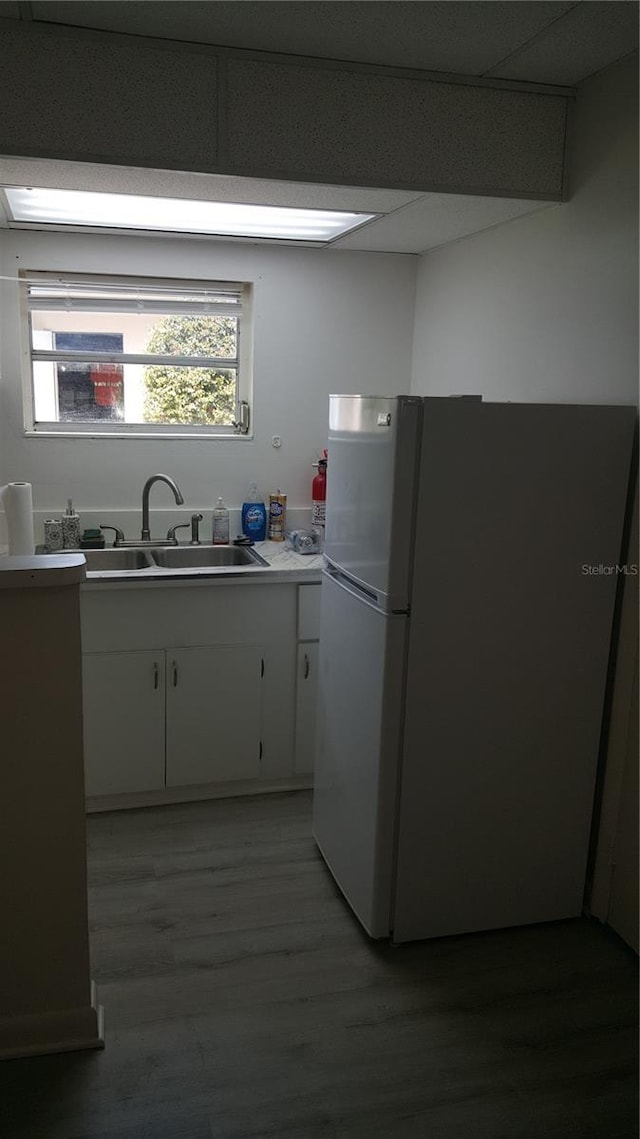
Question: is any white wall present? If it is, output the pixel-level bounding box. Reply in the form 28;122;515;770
0;232;416;540
410;55;638;406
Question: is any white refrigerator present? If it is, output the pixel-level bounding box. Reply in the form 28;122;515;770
313;395;635;943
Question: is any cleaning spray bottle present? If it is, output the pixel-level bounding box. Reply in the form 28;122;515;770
241;482;267;542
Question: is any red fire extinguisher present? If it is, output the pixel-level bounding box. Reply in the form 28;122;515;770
312;450;328;528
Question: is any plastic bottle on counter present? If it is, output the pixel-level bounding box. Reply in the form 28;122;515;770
241;482;267;543
212;496;230;545
268;491;287;541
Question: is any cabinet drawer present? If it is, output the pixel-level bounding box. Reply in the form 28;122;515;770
297;584;321;641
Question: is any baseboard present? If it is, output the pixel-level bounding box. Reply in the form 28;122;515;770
0;981;104;1060
86;775;313;813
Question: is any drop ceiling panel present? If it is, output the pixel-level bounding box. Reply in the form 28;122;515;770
333;193;556;254
487;1;639;85
7;1;635;88
0;157;421;214
227;60;568;196
27;1;576;78
0;22;219;171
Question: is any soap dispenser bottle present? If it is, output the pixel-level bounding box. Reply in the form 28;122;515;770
62;498;81;549
212;497;230;545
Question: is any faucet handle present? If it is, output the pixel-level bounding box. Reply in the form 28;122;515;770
100;525;125;547
166;522;190;544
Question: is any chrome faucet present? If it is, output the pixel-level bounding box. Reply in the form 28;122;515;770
141;474;184;541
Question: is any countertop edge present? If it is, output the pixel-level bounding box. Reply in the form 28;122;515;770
0;553;86;589
81;541;323;587
81;567;322;591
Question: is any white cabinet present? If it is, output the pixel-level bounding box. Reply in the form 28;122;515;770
294;584;322;775
297;582;322;641
165;645;262;787
81;580;299;804
83;643;264;798
83;650;165;796
294;641;319;775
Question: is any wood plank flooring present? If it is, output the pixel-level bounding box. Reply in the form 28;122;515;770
1;791;637;1138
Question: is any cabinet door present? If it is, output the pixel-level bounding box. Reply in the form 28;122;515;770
294;641;319;775
298;584;321;640
165;645;262;787
83;651;166;796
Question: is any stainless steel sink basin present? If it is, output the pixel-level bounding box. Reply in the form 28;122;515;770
150;544;268;568
84;548;155;571
83;543;268;574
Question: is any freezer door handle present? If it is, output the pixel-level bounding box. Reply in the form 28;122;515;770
323;564;386;613
323;560;409;615
323;557;408;614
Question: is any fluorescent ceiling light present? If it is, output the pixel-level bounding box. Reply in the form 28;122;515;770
4;187;376;241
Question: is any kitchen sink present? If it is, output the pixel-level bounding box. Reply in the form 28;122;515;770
150;544;268;568
83;548;155;571
82;543;268;574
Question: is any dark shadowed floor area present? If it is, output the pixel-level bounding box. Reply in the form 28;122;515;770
2;791;637;1138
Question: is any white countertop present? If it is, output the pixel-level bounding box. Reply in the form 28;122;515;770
255;541;323;573
0;552;86;589
80;539;323;589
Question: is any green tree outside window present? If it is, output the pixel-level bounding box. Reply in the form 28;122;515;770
143;314;237;425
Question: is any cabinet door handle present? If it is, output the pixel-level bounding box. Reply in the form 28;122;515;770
172;661;178;687
303;653;310;679
153;662;159;689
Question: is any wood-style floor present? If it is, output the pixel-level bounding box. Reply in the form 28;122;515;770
2;791;638;1139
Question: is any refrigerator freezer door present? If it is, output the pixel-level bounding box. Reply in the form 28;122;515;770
313;570;408;938
324;395;422;610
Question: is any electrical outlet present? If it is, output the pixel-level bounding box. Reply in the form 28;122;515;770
271;435;281;448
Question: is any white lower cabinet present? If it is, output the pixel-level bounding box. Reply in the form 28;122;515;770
294;583;322;775
81;580;304;805
165;645;262;787
83;650;166;797
83;644;263;797
294;641;319;774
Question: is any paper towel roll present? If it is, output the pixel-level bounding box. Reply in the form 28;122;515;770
0;482;35;555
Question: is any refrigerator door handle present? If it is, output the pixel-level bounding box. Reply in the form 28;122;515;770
323;563;391;614
324;558;409;614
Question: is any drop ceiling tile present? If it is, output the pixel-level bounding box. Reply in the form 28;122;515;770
332;193;556;254
29;1;574;77
0;157;422;213
487;1;639;86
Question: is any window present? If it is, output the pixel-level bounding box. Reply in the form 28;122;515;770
22;272;252;436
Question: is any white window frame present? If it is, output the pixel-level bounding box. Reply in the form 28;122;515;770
19;271;253;438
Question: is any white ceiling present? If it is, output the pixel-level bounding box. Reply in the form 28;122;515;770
0;2;635;254
2;2;637;86
0;155;556;255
